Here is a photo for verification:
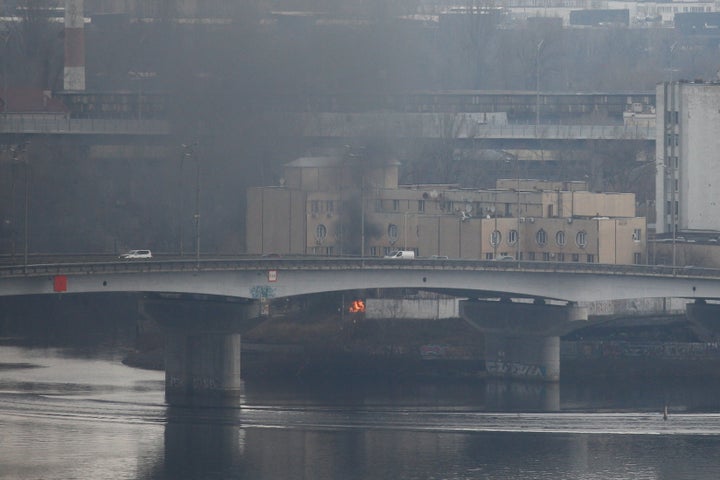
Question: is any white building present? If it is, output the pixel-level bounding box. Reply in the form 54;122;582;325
656;81;720;234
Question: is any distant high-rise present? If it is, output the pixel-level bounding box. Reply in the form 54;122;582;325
656;81;720;234
63;0;85;91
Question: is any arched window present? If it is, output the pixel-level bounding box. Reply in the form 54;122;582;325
490;230;502;247
576;230;587;248
535;229;547;247
388;224;399;242
555;230;566;247
507;229;518;246
315;224;327;240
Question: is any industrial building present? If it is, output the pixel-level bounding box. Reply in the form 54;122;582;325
247;156;646;264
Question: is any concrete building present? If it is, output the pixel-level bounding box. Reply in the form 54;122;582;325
247;156;646;264
656;81;720;235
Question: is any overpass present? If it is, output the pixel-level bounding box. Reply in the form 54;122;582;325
0;114;170;136
295;113;654;143
3;257;718;404
0;257;715;302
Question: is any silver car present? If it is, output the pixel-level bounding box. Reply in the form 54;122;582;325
119;249;152;259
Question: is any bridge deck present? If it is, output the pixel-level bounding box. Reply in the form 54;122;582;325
2;257;720;303
0;257;715;279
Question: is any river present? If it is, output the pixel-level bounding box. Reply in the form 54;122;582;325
2;345;720;479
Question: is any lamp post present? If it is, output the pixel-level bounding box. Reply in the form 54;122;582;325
536;39;544;132
10;142;30;271
194;147;201;268
181;142;200;267
671;163;677;269
515;156;521;262
178;148;186;256
361;173;365;257
23;153;29;270
403;210;409;251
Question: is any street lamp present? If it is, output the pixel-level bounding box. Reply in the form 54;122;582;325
10;142;29;270
178;148;187;256
403;210;409;251
194;148;200;268
515;155;521;261
181;142;200;267
536;39;544;131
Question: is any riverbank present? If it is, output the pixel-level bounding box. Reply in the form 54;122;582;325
3;293;720;381
126;306;720;380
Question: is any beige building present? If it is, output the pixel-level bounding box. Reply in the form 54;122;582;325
246;156;647;265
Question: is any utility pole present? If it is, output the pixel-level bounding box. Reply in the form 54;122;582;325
403;210;409;251
361;173;365;257
11;142;30;271
516;155;521;262
181;142;200;267
536;39;544;132
194;144;201;269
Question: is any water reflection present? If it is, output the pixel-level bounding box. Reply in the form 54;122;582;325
4;346;720;480
164;406;245;478
485;379;560;412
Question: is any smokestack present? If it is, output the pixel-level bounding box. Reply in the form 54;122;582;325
64;0;85;91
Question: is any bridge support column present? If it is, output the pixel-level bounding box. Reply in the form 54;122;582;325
139;295;264;406
484;333;560;381
164;330;243;405
686;299;720;341
461;299;588;382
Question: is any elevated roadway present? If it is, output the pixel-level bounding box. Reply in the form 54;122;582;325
295;112;655;142
0;114;170;136
4;257;719;400
0;257;716;303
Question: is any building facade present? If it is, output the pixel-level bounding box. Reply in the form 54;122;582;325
656;81;720;235
247;156;647;264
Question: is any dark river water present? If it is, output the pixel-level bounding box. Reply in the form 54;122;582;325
2;345;720;480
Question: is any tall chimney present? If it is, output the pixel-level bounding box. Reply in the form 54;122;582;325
64;0;85;91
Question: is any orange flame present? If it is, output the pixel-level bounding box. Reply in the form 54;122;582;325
348;299;365;313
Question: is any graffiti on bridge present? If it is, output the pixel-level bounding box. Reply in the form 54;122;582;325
250;285;276;299
486;360;547;379
562;341;720;360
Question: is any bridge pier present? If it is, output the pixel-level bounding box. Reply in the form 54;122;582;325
139;295;264;406
461;299;588;382
686;299;720;341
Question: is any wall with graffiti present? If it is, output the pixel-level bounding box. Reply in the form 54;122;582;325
562;341;720;360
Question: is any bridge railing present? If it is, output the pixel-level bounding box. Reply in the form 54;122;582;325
2;256;720;280
296;113;656;140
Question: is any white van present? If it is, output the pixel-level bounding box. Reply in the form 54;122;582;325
384;250;416;259
119;249;153;259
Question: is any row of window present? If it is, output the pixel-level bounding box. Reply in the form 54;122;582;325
375;199;426;213
388;223;581;248
310;247;643;265
316;222;642;249
310;200;335;213
489;228;588;248
487;252;597;263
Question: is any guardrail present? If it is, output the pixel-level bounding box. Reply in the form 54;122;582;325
0;114;170;135
1;256;719;280
298;113;656;140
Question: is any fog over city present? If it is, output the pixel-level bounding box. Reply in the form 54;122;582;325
0;0;717;253
6;5;720;479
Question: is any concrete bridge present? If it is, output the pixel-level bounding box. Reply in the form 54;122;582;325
295;113;655;143
2;257;715;301
2;257;718;404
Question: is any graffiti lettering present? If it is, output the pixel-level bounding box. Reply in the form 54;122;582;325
250;285;276;299
486;360;547;379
